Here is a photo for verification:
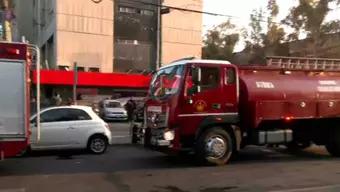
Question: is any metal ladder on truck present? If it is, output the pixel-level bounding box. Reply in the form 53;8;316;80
266;56;340;71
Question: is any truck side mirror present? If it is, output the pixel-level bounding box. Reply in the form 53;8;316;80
187;85;198;96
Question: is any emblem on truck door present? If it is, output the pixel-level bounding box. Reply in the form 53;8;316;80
194;100;207;112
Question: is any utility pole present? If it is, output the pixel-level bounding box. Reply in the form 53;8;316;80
156;0;161;69
73;62;78;105
156;0;170;69
3;0;12;42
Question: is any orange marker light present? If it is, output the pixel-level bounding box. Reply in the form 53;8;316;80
215;117;223;121
285;116;292;122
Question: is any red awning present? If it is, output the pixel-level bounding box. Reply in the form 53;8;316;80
32;70;152;88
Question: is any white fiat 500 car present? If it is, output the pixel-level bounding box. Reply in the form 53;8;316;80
30;106;112;154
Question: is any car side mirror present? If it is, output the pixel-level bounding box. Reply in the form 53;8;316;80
30;120;37;127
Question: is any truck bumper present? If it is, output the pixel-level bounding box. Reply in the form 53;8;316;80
145;127;180;154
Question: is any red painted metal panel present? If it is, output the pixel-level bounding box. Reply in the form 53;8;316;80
32;70;152;88
239;68;340;128
0;42;27;60
0;140;28;158
318;100;340;118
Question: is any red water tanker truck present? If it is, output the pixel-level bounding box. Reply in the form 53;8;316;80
143;56;340;165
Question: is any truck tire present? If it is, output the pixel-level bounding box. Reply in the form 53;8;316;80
195;127;233;165
326;128;340;157
326;144;340;157
326;129;340;157
131;125;139;144
144;127;152;148
286;141;311;150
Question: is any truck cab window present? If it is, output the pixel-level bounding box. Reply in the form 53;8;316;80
199;67;220;91
226;68;236;84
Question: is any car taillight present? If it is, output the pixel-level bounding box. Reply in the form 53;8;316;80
105;123;110;129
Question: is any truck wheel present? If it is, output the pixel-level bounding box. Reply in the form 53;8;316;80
326;144;340;157
196;127;233;165
131;125;139;144
144;127;152;148
326;128;340;157
286;141;311;150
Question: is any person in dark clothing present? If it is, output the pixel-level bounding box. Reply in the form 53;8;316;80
124;99;136;122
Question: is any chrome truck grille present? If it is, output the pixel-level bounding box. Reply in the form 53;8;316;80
146;106;168;129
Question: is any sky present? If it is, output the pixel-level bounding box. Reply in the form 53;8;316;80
202;0;340;51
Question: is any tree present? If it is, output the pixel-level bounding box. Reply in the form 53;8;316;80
283;0;340;56
243;1;287;64
202;20;240;61
263;0;287;56
248;9;265;47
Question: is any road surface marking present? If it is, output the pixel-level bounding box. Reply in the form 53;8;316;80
270;184;340;192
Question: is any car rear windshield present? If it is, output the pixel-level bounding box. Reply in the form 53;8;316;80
106;102;121;108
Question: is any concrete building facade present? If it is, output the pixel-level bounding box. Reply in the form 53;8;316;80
15;0;202;72
161;0;203;65
16;0;113;72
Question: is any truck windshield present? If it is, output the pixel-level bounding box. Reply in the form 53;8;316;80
149;65;184;99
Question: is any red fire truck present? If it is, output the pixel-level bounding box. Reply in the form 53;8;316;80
144;56;340;165
0;42;39;160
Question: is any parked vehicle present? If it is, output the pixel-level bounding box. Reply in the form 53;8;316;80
143;56;340;165
30;106;112;154
99;100;128;121
0;42;38;160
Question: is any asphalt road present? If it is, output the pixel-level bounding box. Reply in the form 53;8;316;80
108;121;133;144
1;122;340;192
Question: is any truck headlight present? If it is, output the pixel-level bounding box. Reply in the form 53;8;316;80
163;130;175;141
150;113;159;123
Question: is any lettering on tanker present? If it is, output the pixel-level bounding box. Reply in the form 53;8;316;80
256;81;275;89
318;80;340;92
317;86;340;92
319;80;337;85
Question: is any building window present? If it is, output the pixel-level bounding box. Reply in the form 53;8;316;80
58;66;70;71
89;67;100;72
76;67;85;72
140;9;154;16
119;6;137;14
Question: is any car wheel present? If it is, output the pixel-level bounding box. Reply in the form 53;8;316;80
87;135;108;154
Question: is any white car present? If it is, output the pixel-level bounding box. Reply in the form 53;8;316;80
30;106;112;154
98;100;128;121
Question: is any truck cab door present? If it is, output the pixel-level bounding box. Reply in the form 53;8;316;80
222;66;238;112
179;64;238;134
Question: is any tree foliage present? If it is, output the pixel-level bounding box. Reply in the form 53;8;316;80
248;9;264;47
283;0;340;56
202;20;240;60
242;0;287;63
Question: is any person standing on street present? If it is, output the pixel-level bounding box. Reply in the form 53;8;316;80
125;98;136;141
125;98;136;122
53;93;62;106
